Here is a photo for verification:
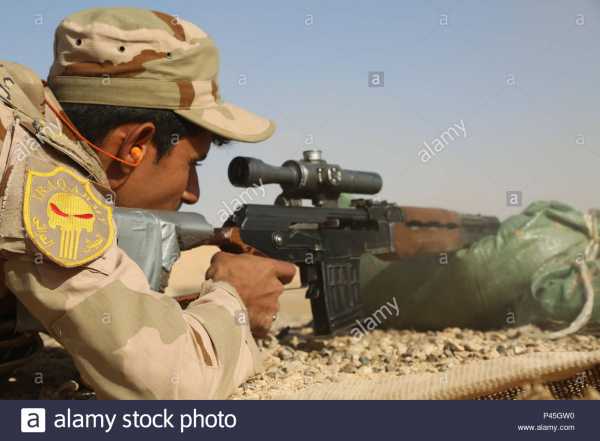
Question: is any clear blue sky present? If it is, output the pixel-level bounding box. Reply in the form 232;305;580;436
1;0;598;224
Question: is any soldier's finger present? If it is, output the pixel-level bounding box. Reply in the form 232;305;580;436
271;260;297;284
205;265;216;280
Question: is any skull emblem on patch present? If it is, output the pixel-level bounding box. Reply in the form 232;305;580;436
23;166;114;267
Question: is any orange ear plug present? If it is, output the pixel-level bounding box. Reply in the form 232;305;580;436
130;146;144;162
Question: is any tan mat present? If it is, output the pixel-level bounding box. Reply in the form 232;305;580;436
277;350;600;400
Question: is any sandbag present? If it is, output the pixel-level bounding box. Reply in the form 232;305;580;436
360;201;600;334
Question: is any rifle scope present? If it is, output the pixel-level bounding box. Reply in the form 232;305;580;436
228;150;382;205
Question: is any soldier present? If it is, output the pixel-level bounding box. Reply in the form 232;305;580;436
0;7;296;398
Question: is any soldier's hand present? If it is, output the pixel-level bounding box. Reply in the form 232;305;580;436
205;252;297;338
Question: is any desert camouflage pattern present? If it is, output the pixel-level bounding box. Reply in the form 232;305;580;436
0;61;263;398
48;7;275;143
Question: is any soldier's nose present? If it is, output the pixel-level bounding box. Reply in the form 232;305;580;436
182;167;200;205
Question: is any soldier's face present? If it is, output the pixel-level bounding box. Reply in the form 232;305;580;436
113;128;212;211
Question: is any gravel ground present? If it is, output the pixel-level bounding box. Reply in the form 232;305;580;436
3;324;599;399
229;324;600;399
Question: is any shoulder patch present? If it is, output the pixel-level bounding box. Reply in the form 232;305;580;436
23;165;114;267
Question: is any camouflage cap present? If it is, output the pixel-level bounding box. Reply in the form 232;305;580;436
48;7;275;142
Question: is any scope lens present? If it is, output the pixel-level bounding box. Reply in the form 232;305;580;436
228;157;250;186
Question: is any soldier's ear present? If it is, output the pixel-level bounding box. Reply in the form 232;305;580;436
117;122;156;172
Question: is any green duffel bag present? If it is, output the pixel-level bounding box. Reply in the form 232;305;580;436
359;201;600;335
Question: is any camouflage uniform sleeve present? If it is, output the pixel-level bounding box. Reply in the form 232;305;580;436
2;241;263;399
